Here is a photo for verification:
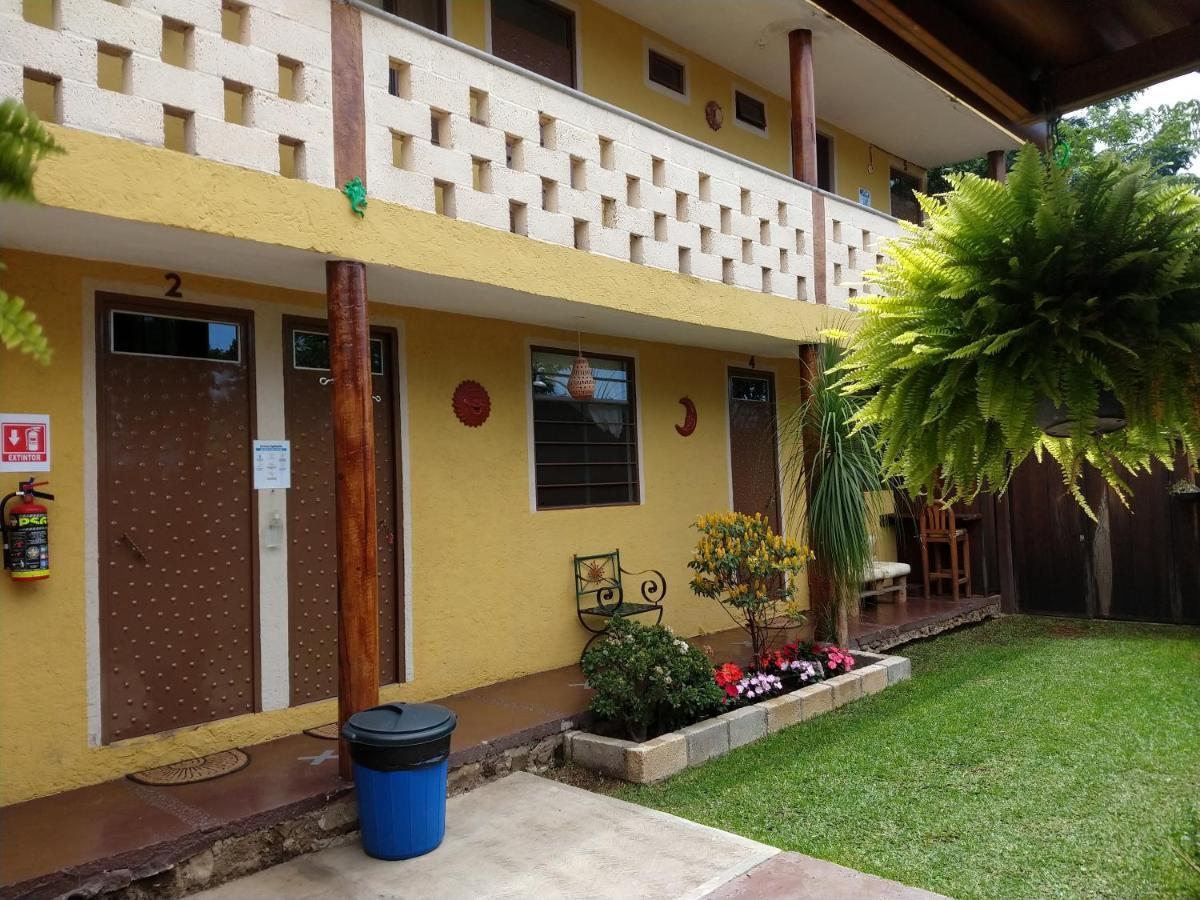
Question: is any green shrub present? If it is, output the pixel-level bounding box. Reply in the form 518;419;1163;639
581;617;723;741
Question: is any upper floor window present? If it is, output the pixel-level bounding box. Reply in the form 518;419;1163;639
734;89;767;132
647;48;686;97
367;0;446;34
531;347;639;509
492;0;576;89
816;132;833;192
890;167;922;224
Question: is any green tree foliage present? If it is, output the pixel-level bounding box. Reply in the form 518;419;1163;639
0;99;63;365
928;91;1200;193
838;147;1200;514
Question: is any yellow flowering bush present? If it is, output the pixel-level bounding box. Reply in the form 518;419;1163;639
687;512;814;661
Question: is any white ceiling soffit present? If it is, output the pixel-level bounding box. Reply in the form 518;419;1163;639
0;204;807;358
596;0;1022;168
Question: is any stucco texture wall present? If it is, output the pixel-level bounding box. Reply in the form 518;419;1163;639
446;0;924;214
0;250;806;804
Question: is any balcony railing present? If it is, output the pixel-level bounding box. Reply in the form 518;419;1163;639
2;0;906;309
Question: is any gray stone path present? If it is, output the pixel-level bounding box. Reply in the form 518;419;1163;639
193;772;943;899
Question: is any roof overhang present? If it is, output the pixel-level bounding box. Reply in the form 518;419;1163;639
811;0;1200;127
596;0;1024;168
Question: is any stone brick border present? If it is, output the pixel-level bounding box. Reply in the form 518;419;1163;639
565;652;911;784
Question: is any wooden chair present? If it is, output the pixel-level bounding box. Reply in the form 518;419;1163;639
919;505;972;601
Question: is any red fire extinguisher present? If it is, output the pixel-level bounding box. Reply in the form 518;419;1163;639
1;479;53;581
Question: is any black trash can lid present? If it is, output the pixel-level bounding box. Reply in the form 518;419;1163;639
341;703;457;748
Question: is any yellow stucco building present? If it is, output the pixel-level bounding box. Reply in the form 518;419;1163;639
0;0;1020;807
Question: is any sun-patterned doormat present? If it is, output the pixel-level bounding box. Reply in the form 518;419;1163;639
303;723;339;740
127;749;251;786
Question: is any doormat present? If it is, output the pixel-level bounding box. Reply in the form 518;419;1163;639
128;749;251;786
303;723;339;740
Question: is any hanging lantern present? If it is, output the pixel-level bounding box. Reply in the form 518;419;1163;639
567;355;595;400
567;325;594;400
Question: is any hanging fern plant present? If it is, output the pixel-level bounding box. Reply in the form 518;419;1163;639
838;146;1200;512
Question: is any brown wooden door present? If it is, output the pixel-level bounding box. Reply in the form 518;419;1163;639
727;369;782;532
283;318;403;705
97;295;257;742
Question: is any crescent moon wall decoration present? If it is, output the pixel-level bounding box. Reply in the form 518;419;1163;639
675;396;697;436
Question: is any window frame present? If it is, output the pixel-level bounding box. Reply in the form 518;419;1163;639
644;42;688;102
108;308;243;365
291;329;386;375
527;343;642;511
732;86;768;136
488;0;580;90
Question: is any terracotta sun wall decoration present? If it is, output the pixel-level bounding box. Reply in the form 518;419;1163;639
676;396;697;436
452;380;491;427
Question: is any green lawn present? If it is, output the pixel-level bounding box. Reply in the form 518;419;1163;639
617;616;1200;899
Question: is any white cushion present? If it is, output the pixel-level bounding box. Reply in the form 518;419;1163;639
864;561;911;582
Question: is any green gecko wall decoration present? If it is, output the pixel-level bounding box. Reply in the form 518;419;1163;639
341;177;368;217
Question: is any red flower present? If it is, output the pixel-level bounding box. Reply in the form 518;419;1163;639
714;662;744;698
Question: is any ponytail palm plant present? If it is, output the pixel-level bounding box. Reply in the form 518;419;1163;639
838;146;1200;512
784;342;887;647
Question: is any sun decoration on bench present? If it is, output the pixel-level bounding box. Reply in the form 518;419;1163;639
583;558;612;585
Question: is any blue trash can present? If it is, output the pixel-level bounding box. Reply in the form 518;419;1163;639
341;702;458;860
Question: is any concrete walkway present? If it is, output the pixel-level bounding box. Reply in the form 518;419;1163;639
194;773;943;900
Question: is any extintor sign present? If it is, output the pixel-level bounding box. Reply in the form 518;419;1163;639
0;414;50;472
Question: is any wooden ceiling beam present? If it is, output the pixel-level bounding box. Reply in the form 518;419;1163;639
1052;22;1200;113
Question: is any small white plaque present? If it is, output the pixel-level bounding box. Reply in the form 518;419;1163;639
858;187;872;207
253;440;291;490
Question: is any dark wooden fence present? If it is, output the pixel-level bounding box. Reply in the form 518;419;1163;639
890;456;1200;625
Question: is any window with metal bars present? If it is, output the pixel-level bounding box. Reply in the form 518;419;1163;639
531;347;639;509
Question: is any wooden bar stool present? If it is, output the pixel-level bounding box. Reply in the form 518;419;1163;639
919;505;972;601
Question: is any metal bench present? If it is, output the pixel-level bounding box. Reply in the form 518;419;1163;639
574;550;667;659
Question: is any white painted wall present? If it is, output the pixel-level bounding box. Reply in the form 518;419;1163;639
0;0;335;186
360;9;824;301
823;193;905;310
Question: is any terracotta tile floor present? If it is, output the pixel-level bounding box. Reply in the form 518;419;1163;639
0;598;997;898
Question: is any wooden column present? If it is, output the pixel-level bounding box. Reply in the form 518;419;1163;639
797;344;840;641
789;29;826;306
327;259;379;780
986;150;1007;183
789;29;818;186
330;1;367;189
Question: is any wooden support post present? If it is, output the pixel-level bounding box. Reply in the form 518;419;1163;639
327;259;379;781
789;29;825;306
798;344;840;643
789;29;818;186
986;150;1007;182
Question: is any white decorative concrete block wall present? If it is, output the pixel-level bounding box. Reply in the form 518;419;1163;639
824;194;905;309
0;0;335;186
361;10;824;301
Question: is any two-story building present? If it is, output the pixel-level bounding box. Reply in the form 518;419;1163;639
0;0;1028;810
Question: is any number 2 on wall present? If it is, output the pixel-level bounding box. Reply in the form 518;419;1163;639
164;272;183;298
